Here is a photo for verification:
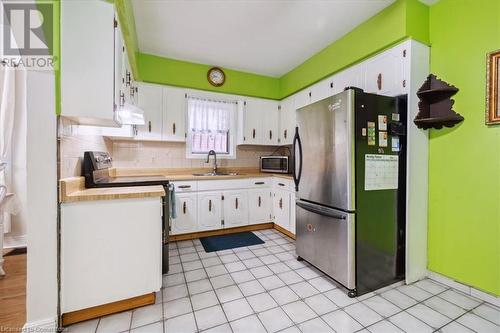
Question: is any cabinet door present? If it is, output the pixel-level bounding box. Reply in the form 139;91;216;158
163;87;186;142
198;192;222;231
261;101;280;146
243;99;263;144
114;24;124;112
332;66;364;95
273;190;290;230
248;189;272;225
310;79;331;103
171;193;197;235
223;191;249;228
363;47;404;96
279;96;296;145
135;83;163;140
294;89;311;110
61;0;116;126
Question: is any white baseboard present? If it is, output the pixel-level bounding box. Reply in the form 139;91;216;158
23;317;57;332
427;270;500;307
3;234;27;248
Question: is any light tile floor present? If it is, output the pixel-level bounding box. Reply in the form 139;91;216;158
66;229;500;333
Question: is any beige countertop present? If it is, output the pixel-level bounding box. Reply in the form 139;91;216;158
59;177;166;203
59;168;293;203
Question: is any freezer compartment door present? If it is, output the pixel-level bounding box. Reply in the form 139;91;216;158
294;89;355;211
295;200;355;290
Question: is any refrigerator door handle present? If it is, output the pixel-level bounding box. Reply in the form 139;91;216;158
296;201;347;220
293;126;303;191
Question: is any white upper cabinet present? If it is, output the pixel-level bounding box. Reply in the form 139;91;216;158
241;98;279;145
294;89;312;110
135;83;163;140
61;0;118;126
310;78;333;104
223;190;249;228
363;43;407;96
331;66;364;95
279;96;296;145
163;87;187;142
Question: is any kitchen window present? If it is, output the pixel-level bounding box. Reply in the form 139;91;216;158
186;96;237;159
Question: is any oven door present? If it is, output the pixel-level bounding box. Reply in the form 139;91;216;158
260;157;288;173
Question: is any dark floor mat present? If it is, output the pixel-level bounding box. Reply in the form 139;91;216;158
200;232;264;252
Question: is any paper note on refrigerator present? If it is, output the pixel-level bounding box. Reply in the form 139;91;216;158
364;154;399;191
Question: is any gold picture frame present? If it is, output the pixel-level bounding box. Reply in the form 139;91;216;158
486;50;500;125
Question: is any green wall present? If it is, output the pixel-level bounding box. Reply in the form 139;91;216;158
427;0;500;296
137;53;281;100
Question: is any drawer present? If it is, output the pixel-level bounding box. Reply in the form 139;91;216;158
197;179;251;191
172;181;197;192
273;177;295;192
247;178;272;188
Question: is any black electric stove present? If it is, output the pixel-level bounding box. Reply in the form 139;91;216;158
83;151;170;274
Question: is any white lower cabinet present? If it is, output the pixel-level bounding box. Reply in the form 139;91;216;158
248;189;272;224
223;190;249;227
171;193;197;235
197;192;222;231
169;178;296;236
273;189;291;231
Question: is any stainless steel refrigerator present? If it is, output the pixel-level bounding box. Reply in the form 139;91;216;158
293;87;407;297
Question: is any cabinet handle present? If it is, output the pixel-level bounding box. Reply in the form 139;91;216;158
279;198;283;209
330;82;333;89
258;196;261;207
148;121;152;133
254;181;265;185
308;91;312;98
178;185;191;189
278;183;285;187
403;49;407;57
209;200;212;212
377;73;382;90
235;198;238;209
183;202;186;214
173;123;176;135
269;130;272;140
284;129;287;139
402;80;406;88
126;70;131;86
252;128;256;139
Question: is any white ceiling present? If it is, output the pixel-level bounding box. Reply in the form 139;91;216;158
132;0;395;77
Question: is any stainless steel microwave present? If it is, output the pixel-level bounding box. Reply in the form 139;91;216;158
260;156;290;173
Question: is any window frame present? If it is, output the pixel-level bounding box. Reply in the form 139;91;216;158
185;95;238;159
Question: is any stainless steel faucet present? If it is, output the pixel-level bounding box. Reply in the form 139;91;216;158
206;150;217;174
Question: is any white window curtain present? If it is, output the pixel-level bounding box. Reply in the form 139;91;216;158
187;97;235;154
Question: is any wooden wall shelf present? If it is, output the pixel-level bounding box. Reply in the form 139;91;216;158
414;74;464;129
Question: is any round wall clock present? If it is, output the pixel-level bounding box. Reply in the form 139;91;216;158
207;67;225;87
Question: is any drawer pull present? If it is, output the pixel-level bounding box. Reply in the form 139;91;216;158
235;198;239;209
258;196;261;207
252;128;256;139
183;202;186;214
178;185;191;189
279;198;283;209
209;200;212;212
269;130;272;140
377;73;382;90
278;183;285;187
254;181;265;185
284;129;287;139
173;122;176;134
